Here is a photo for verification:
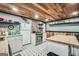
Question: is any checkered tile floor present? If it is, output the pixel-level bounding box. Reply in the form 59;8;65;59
13;42;48;56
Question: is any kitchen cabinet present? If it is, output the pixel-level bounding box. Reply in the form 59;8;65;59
21;23;31;30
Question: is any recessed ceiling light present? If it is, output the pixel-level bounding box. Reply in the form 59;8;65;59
71;11;79;16
45;19;49;21
12;7;18;12
34;14;39;19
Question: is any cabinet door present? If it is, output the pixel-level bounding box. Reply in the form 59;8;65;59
21;23;31;30
21;31;31;45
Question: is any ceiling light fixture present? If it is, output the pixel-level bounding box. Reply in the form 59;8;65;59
71;11;79;16
45;19;49;21
12;7;18;12
34;14;39;19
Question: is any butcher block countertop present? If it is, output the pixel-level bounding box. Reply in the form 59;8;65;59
47;35;79;47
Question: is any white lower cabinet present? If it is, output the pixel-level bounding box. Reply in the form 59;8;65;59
47;41;69;56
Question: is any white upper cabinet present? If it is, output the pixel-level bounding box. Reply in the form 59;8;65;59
21;20;32;30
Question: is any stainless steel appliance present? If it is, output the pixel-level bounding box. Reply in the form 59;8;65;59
36;32;43;45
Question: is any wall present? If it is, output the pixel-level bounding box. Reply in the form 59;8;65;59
0;12;25;35
0;12;25;23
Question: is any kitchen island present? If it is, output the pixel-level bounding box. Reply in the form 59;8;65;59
47;35;79;56
47;35;79;47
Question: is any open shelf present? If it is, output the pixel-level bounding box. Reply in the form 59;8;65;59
49;22;79;26
0;21;20;25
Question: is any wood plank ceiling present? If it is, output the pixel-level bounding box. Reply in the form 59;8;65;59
0;3;79;22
